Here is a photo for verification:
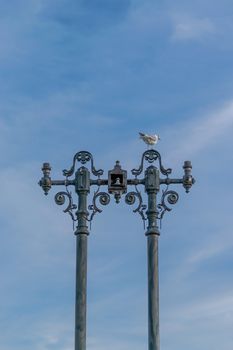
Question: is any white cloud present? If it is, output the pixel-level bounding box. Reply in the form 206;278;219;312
162;99;233;166
170;291;233;322
188;233;233;265
171;15;215;41
161;290;233;350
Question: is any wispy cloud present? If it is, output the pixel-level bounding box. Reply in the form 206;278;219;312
187;232;233;265
168;291;233;322
161;289;233;350
171;15;215;41
162;99;233;165
0;315;74;350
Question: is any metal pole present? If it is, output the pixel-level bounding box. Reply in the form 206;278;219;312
147;234;160;350
74;166;90;350
75;234;88;350
145;165;160;350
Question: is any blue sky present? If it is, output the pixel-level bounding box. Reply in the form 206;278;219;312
0;0;233;349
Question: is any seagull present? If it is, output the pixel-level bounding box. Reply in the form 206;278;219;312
139;132;160;147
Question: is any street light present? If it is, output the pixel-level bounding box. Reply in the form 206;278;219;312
39;148;195;350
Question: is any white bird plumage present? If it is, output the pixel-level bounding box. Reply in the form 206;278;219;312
139;132;160;146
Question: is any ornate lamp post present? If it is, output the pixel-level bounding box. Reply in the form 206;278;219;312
39;147;195;350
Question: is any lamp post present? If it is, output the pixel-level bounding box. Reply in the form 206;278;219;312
39;148;195;350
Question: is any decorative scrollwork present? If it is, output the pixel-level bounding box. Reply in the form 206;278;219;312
125;192;137;205
54;191;77;222
63;151;104;177
88;190;111;223
158;189;179;220
132;150;172;177
125;189;147;225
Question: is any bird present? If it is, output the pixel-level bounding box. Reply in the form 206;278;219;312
139;132;160;147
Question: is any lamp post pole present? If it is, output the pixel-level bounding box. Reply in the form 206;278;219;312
74;166;90;350
145;166;160;350
39;149;195;350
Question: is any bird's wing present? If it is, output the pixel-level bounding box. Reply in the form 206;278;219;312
139;132;145;137
149;135;156;141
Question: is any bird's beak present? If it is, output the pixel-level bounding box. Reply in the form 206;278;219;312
158;135;161;140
